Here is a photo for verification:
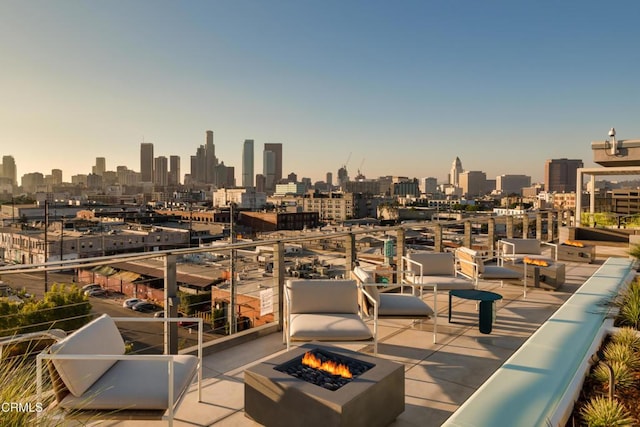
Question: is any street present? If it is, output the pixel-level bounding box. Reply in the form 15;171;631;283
0;271;215;354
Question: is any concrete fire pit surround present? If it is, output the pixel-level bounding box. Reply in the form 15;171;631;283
244;344;405;427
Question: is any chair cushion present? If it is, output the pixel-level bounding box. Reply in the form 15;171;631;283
502;239;541;255
378;294;434;317
408;252;455;275
287;280;359;314
408;275;474;290
481;266;523;280
58;355;198;410
289;313;373;341
49;314;125;398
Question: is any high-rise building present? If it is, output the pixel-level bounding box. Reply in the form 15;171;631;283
169;155;180;186
205;130;217;184
93;157;106;176
545;158;583;192
154;156;168;187
140;143;154;183
51;169;63;185
450;157;463;187
459;171;487;198
263;150;276;192
496;174;532;195
326;172;333;187
264;143;283;184
418;177;438;194
242;139;254;187
1;155;17;185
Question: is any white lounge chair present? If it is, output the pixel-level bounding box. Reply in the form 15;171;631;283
37;314;202;426
352;265;435;344
402;252;475;342
284;279;377;354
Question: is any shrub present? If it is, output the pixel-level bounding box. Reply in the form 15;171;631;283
579;396;635;427
611;327;640;351
592;360;636;391
603;342;640;371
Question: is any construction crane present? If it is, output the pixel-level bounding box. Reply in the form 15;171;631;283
343;152;352;170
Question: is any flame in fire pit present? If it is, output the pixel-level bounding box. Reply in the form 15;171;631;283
563;240;584;247
523;257;549;267
302;351;353;379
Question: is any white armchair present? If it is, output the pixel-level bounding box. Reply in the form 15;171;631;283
352;266;435;343
285;279;376;354
37;314;202;426
498;238;557;265
402;252;474;342
455;247;523;289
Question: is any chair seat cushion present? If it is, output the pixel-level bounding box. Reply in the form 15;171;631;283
58;355;198;411
481;266;523;280
378;294;434;317
289;313;373;341
406;275;474;290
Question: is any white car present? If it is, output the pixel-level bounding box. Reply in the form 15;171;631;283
123;298;145;309
82;283;101;292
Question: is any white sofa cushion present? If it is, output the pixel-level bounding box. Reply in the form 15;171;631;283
378;294;434;317
289;313;373;341
287;280;358;314
58;355;198;410
406;275;474;290
502;238;542;255
50;314;125;397
408;252;455;275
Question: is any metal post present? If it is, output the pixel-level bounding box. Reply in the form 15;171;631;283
229;203;237;334
44;201;48;293
274;241;285;334
164;254;178;355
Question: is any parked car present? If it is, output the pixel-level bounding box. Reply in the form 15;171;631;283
131;301;161;313
122;298;145;309
84;288;107;297
81;283;101;292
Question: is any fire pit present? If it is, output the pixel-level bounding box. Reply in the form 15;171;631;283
245;344;404;427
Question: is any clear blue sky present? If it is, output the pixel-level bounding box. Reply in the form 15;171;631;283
2;1;639;184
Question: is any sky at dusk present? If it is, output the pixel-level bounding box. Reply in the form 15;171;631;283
1;1;640;184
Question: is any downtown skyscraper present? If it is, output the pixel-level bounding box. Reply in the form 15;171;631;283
242;139;254;187
140;143;154;183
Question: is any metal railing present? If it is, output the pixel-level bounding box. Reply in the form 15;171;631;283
0;212;561;353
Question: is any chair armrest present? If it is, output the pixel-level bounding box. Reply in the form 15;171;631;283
359;284;379;318
456;258;478;280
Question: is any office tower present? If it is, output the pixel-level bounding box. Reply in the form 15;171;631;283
192;146;207;183
242;139;254;187
51;169;63;185
496;175;532;195
169;155;180;186
326;172;333;187
154;156;168;187
263;150;276;191
287;172;297;182
93;157;106;176
264;143;283;184
450;157;463;187
418;177;438;194
140;143;154;183
205;130;217;184
255;174;266;193
545;158;583;193
459;171;487;198
1;155;17;185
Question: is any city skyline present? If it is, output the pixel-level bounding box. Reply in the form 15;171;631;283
2;2;640;183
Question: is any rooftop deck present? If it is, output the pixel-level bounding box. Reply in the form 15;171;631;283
99;245;630;427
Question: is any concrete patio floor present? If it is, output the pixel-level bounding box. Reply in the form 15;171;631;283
99;247;630;427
